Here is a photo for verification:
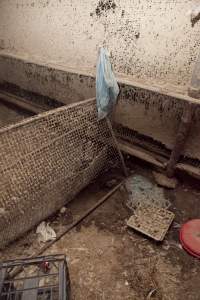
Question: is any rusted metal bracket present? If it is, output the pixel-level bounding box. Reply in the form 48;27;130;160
166;103;195;178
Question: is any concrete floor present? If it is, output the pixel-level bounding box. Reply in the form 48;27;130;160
1;163;200;300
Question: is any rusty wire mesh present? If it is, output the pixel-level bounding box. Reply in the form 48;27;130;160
0;98;120;249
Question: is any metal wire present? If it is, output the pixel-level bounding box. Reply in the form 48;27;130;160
0;98;120;249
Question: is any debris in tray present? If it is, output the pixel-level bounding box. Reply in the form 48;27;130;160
36;221;56;243
127;205;175;241
153;171;178;189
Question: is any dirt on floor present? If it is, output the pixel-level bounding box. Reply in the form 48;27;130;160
0;163;200;300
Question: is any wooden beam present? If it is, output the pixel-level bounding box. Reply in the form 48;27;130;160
176;163;200;181
118;139;200;180
166;103;194;177
118;139;165;168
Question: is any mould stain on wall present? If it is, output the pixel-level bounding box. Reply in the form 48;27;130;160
0;1;200;90
95;0;117;17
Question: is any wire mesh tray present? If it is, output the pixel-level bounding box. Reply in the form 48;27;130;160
0;254;71;300
127;205;175;241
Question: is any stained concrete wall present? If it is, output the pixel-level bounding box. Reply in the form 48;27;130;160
0;0;200;91
1;54;200;162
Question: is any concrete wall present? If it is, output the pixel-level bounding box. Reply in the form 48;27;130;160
0;0;200;91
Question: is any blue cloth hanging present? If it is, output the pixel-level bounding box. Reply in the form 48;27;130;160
96;47;119;119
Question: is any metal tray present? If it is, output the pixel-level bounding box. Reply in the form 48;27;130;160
127;205;175;241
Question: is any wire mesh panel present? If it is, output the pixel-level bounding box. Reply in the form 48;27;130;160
0;98;120;249
0;254;70;300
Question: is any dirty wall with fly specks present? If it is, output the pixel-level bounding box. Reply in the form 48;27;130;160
0;0;200;90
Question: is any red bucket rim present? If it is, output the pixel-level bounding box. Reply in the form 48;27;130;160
180;219;200;259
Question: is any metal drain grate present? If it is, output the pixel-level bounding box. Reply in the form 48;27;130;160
127;205;175;241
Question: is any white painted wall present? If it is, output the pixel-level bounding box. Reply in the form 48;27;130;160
0;0;200;91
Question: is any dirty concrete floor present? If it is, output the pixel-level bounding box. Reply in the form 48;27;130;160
1;164;200;300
